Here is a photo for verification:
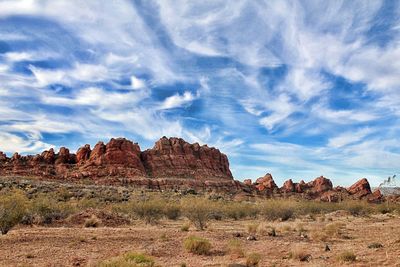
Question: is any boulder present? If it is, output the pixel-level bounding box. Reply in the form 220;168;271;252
281;179;295;193
307;176;333;193
255;173;278;191
347;178;371;198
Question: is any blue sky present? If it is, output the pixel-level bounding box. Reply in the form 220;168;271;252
0;0;399;186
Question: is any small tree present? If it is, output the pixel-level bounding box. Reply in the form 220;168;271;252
181;198;212;230
0;192;28;235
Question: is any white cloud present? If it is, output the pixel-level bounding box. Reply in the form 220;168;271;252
259;94;297;131
41;87;149;108
29;65;66;87
0;132;53;154
130;76;146;90
159;91;198;110
328;128;374;148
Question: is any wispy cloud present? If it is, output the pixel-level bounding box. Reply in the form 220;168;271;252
0;0;399;185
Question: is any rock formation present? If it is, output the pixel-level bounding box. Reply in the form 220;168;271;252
254;173;278;192
0;137;233;182
141;137;232;180
347;178;371;197
0;136;385;201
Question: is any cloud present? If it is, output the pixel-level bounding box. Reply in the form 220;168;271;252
328;128;374;148
0;132;53;154
130;76;146;90
158;91;198;110
0;0;399;186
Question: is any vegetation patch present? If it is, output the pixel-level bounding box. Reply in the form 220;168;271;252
183;235;212;255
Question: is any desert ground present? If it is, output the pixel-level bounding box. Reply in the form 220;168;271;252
1;210;400;266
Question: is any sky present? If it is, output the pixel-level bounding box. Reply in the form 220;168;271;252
0;0;399;186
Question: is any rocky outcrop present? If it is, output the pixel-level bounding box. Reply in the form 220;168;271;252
141;137;232;180
243;179;252;186
0;137;386;201
0;137;233;183
348;178;371;198
255;173;278;192
281;179;295;193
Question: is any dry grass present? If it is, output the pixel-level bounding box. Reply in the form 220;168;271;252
289;246;312;262
310;221;347;241
183;236;212;255
97;252;155;267
227;239;244;258
337;251;356;263
84;215;101;228
246;252;261;266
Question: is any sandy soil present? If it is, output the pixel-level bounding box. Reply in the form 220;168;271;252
1;214;400;267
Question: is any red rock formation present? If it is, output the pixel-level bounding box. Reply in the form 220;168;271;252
0;151;7;161
295;180;306;193
368;189;383;203
243;179;252;185
348;178;371;198
141;137;232;180
306;176;333;193
255;173;278;191
76;145;91;163
55;147;76;164
281;179;295;193
0;137;233;183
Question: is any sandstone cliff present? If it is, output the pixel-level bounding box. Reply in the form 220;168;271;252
0;137;233;181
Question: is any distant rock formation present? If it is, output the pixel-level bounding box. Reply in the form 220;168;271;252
0;137;385;201
141;137;232;180
0;137;233;182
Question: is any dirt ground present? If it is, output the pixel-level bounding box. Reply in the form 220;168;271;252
1;213;400;267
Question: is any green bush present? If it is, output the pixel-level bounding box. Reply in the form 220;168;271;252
181;198;213;230
261;201;295;221
183;236;212;255
163;202;181;220
98;252;155;267
0;192;28;234
131;199;164;224
29;195;75;224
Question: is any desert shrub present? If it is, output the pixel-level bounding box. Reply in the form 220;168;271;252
0;192;28;235
223;202;258;220
181;198;213;230
246;252;261;266
324;222;346;237
77;198;102;209
375;202;397;214
368;242;383;249
310;221;346;241
84;215;101;228
29;195;75;224
257;222;276;236
131;199;164;224
261;201;295;221
337;251;356;262
341;201;371;216
183;236;212;255
98;251;155;267
180;223;190;232
246;223;259;235
163;202;181;220
289;247;311;262
296;201;336;216
227;239;244;258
